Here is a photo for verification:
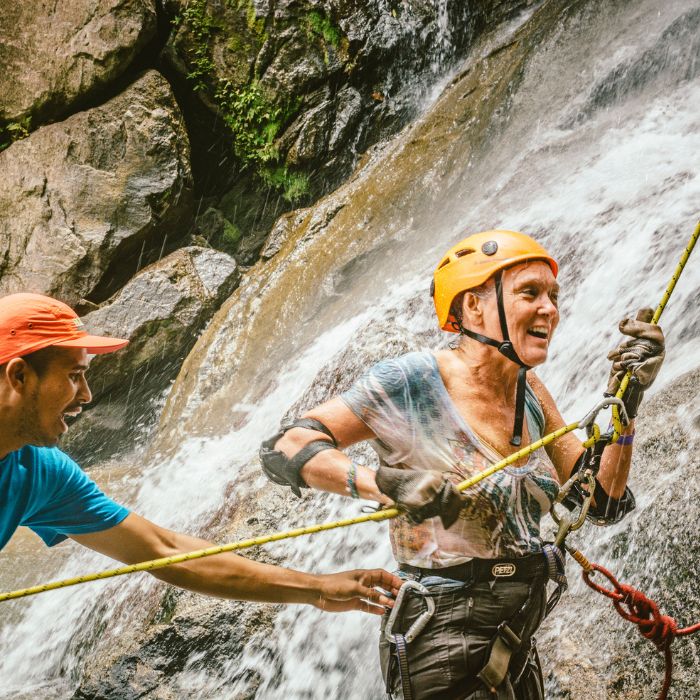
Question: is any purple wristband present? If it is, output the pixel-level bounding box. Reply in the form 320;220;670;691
616;432;635;446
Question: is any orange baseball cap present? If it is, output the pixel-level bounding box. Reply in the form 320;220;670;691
0;293;129;365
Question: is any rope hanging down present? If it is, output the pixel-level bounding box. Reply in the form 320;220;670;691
567;547;700;700
0;220;697;605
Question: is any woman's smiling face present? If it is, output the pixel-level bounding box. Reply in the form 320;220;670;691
478;260;560;367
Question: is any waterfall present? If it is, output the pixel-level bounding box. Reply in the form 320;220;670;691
0;0;698;697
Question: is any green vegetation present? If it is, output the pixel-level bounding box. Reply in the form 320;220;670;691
306;10;341;48
221;218;242;249
173;0;309;203
215;79;282;166
0;118;31;152
261;166;310;203
172;1;219;92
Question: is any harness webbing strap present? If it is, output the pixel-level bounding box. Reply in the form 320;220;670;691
478;623;522;692
476;576;546;692
288;441;336;474
542;543;567;617
284;417;338;445
458;271;532;446
393;634;413;700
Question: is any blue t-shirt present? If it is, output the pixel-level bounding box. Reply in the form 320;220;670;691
0;445;129;549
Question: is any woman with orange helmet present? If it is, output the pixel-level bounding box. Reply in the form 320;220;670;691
261;229;665;699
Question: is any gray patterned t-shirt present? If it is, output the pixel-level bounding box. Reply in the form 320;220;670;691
341;351;560;568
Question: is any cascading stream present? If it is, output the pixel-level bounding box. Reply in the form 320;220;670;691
0;0;699;697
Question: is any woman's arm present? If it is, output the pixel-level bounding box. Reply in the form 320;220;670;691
275;397;391;504
527;372;635;500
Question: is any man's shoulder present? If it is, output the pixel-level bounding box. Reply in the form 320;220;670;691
13;445;80;477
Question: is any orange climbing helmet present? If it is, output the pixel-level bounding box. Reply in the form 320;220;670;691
431;229;558;332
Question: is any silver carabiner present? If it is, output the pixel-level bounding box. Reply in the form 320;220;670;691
578;396;628;431
384;579;436;643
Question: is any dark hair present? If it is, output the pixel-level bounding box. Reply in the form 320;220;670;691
21;346;65;377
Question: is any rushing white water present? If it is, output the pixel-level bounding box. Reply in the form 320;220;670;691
1;0;699;697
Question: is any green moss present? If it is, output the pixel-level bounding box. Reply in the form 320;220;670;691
306;10;341;48
222;218;242;247
173;0;307;203
245;3;265;34
0;117;31;152
261;165;310;203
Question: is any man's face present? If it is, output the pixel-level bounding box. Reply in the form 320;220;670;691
20;347;92;447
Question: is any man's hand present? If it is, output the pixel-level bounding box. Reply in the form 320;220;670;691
73;514;402;611
375;465;465;528
606;307;665;419
313;569;402;614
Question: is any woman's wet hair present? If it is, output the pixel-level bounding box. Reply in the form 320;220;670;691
449;283;494;324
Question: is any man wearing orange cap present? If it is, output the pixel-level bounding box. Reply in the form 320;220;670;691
0;293;400;611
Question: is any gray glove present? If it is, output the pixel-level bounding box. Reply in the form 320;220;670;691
606;307;665;419
375;465;465;529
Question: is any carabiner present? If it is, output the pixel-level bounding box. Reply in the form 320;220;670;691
384;579;436;643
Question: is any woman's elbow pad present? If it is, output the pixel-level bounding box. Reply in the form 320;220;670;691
259;418;337;497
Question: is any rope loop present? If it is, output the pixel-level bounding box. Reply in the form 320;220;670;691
580;561;700;699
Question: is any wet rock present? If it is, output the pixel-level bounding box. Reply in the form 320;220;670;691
0;0;157;127
75;601;277;700
260;209;309;260
285;100;334;166
564;7;700;127
0;70;193;308
540;366;700;698
166;0;531;261
327;87;363;153
63;246;239;465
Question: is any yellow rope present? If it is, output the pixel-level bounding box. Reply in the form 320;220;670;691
610;219;700;440
1;221;697;603
0;422;582;603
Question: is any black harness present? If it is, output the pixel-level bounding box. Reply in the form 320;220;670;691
456;270;531;446
386;547;564;700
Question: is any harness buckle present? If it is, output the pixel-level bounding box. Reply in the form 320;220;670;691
384;580;436;644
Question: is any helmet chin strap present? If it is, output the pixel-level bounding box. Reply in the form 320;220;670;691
457;271;530;446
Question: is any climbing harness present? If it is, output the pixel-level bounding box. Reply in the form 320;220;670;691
0;220;698;698
384;580;436;700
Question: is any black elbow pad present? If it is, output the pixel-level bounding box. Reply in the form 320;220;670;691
259;418;337;497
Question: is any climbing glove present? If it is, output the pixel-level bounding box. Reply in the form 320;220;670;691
375;465;465;529
606;307;665;420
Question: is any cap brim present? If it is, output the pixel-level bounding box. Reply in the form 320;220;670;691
54;335;129;354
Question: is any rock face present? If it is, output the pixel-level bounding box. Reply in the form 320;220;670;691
0;70;193;309
167;0;532;262
63;246;239;465
540;366;700;699
0;0;157;126
0;0;530;447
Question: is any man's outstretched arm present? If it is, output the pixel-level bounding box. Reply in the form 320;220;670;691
71;513;400;614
